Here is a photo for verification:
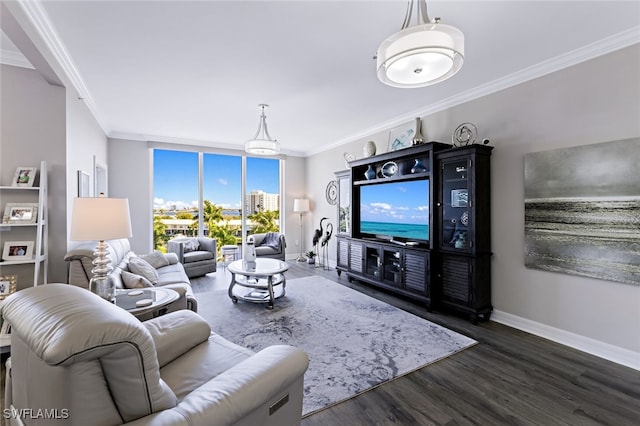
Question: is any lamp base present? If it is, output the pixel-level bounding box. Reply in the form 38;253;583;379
90;240;115;302
90;275;115;303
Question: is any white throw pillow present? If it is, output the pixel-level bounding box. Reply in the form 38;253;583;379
140;251;170;269
129;257;159;284
121;270;154;289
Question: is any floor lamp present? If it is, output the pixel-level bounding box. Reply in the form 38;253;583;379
293;198;310;262
70;197;132;302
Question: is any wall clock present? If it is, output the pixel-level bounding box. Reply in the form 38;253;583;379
325;180;338;205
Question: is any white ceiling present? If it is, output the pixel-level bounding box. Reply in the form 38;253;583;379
3;1;640;156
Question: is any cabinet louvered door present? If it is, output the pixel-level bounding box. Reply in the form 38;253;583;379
404;251;429;296
337;238;349;268
349;241;363;274
441;255;470;304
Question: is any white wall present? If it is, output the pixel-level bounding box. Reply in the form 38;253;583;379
305;45;640;367
0;64;67;284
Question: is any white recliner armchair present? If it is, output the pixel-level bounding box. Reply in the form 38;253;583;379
2;284;309;426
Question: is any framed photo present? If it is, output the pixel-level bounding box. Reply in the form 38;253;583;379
2;203;38;224
12;167;37;187
78;170;91;197
388;122;416;152
451;189;468;207
0;275;17;301
2;241;34;261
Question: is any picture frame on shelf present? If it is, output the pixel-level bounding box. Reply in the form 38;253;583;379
2;241;34;261
2;203;38;224
77;170;91;197
0;275;17;301
11;166;37;187
451;189;468;207
387;122;416;152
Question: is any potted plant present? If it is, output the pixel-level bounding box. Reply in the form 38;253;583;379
306;250;316;264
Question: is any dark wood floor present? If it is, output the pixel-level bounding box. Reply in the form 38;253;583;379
193;262;640;426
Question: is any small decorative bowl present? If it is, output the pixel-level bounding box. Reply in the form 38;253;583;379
381;161;398;178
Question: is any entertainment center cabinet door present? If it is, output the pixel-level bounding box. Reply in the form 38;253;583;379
439;254;492;324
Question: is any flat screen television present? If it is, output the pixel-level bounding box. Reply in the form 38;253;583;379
359;179;429;242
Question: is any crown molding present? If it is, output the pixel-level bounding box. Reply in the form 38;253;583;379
0;48;34;69
109;131;306;158
16;0;109;134
306;26;640;157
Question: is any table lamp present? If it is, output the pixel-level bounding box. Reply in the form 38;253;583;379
70;197;132;302
293;198;310;262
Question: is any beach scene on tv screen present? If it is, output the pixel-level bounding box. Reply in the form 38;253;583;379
360;180;429;241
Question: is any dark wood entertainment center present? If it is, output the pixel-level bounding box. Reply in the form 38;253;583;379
335;142;493;323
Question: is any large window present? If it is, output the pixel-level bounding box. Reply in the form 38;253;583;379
153;150;198;250
153;149;281;254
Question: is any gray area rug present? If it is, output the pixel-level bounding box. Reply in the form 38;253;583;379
196;276;476;416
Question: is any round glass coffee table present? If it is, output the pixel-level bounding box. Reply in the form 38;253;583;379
227;258;289;309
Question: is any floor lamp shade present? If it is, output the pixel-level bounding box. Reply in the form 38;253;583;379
70;197;132;302
293;198;310;213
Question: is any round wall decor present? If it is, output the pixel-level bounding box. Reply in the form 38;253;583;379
325;180;338;205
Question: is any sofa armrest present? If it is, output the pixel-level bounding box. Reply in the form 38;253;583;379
157;283;196;312
124;345;309;426
166;241;185;263
143;310;211;367
278;234;287;250
164;252;179;265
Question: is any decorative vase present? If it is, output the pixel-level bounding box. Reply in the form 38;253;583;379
363;141;377;158
412;117;424;145
411;158;427;174
364;165;376;180
245;239;256;261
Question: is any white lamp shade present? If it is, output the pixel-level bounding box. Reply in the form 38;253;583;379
70;197;133;241
377;22;464;88
293;198;310;213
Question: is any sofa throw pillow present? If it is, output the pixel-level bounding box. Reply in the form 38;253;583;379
129;257;159;284
141;251;170;269
260;232;281;250
121;270;154;289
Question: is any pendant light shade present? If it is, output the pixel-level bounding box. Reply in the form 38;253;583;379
376;0;464;88
245;104;280;156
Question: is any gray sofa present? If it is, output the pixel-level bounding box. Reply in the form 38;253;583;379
65;238;197;312
249;232;287;260
167;237;217;278
2;284;309;426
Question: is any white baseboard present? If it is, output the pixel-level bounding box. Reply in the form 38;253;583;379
492;310;640;371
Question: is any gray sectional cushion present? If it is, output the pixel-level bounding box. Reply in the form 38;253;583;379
129;257;159;284
141;251;170;269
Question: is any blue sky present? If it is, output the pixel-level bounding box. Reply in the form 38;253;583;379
153;149;279;210
360;180;429;224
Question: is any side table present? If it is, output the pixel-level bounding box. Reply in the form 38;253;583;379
115;287;178;319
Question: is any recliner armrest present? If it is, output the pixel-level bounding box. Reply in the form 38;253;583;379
166;241;185;263
143;310;211;367
124;345;309;426
197;237;216;254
